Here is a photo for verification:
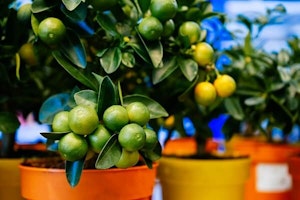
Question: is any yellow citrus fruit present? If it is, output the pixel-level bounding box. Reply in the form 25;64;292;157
150;0;178;22
164;115;175;129
138;16;163;41
115;148;139;168
194;82;217;106
18;43;39;66
87;124;111;153
88;0;118;11
193;42;214;67
38;17;66;46
214;74;237;97
58;132;88;161
162;19;175;37
103;105;129;131
52;111;71;132
179;21;201;44
142;128;158;150
68;105;99;135
126;102;150;126
118;123;146;151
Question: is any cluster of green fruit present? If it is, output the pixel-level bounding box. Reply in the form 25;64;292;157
52;102;159;169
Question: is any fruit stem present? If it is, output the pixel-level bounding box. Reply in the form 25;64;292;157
214;66;221;77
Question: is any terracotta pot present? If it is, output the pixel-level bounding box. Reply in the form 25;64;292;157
158;138;251;200
19;163;158;200
288;155;300;200
0;158;24;200
228;136;300;200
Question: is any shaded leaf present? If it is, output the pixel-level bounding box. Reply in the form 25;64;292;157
61;2;87;21
0;112;20;133
74;90;97;109
31;0;58;13
95;134;122;169
224;97;245;120
100;47;122;74
178;57;198;81
39;93;70;124
52;50;97;90
40;132;69;140
123;94;168;118
96;13;119;37
62;0;81;11
128;42;151;64
59;29;87;69
152;56;178;84
144;40;163;68
66;158;85;187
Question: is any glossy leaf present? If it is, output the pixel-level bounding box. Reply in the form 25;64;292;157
178;57;198;81
122;52;135;68
93;74;118;116
100;47;122;74
74;89;97;109
95;134;121;169
137;0;150;13
224;97;245;121
140;142;162;168
143;40;163;68
244;96;266;106
59;29;87;69
66;158;85;187
52;50;97;90
61;2;87;21
123;94;168;118
39;93;71;124
31;0;58;13
128;42;151;64
62;0;81;11
0;112;20;133
96;13;119;37
40;132;69;140
152;56;178;84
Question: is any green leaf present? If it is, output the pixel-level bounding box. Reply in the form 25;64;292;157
62;0;82;11
224;97;245;121
244;96;266;106
152;56;178;84
0;112;20;133
123;94;168;119
66;158;85;187
31;14;40;36
52;50;97;90
39;93;71;124
59;29;87;69
145;40;163;68
40;132;68;140
178;57;198;81
61;2;87;21
244;32;252;55
93;74;118;116
96;13;119;37
31;0;58;13
121;52;135;68
74;90;97;109
137;0;150;13
95;134;122;169
140;141;162;166
127;42;151;64
100;47;122;74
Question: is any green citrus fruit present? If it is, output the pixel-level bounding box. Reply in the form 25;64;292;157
193;42;214;67
58;132;88;161
214;74;236;97
68;105;99;135
18;43;39;66
52;111;71;132
150;0;178;21
118;123;146;151
126;102;150;126
194;82;217;106
142;128;158;150
103;105;129;131
115;148;139;168
179;21;201;44
38;17;66;46
138;16;163;41
87;124;111;153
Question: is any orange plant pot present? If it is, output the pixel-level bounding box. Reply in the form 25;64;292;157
288;155;300;200
228;136;300;200
19;163;157;200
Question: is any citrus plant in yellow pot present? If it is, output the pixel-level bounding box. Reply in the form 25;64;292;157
219;5;300;200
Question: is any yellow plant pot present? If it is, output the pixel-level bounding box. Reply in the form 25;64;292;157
158;156;250;200
0;158;23;200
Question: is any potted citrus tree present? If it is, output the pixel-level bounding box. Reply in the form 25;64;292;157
7;0;250;199
220;5;300;200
